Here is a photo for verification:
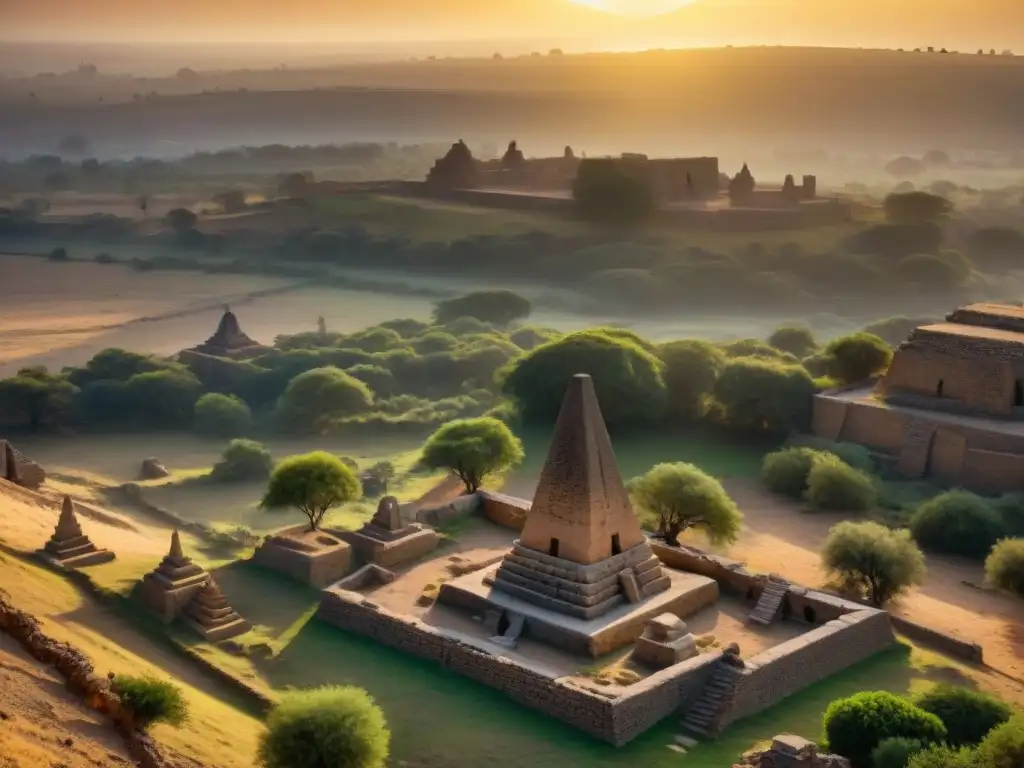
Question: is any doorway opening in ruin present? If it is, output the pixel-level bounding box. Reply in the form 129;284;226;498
611;534;622;556
496;611;510;636
548;538;560;557
937;379;945;397
1016;380;1024;407
803;606;818;624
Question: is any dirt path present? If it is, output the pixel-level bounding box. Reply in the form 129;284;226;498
718;480;1024;689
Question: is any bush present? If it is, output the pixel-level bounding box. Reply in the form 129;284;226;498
823;691;946;768
420;417;524;493
277;367;374;433
433;290;532;327
768;325;818;358
907;745;976;768
721;338;799;363
712;358;816;434
910;492;1005;559
862;317;935;347
628;462;743;546
345;364;395;398
656;339;725;420
258;686;389;768
895;254;964;292
124;369;201;426
884;191;954;225
805;455;878;512
502;330;667;428
914;685;1012;747
110;675;188;731
48;246;69;261
872;737;926;768
821;521;926;606
573;157;655;225
211;439;274;482
194;393;252;437
985;538;1024;597
975;716;1024;768
787;435;876;472
822;333;893;385
761;447;830;498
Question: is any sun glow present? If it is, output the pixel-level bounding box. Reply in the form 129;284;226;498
569;0;696;15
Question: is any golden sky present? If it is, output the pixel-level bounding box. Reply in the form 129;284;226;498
3;0;1021;49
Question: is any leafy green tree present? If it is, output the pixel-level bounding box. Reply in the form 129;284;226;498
420;417;524;493
433;290;532;327
0;368;78;431
573;158;655;225
907;745;976;768
628;462;743;546
68;347;181;387
910;492;1005;559
884;191;954;225
768;325;818;358
277;367;373;433
872;737;926;768
344;364;395;398
211;439;274;482
822;333;893;385
975;715;1024;768
502;330;667;428
258;686;389;768
261;452;361;531
805;455;878;512
110;675;188;731
985;538;1024;597
914;685;1012;747
721;338;799;363
761;447;830;499
823;691;946;768
712;358;816;434
124;369;202;426
656;339;725;420
193;393;252;437
821;521;926;606
364;460;397;494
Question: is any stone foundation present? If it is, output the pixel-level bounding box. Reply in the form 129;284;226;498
251;526;352;588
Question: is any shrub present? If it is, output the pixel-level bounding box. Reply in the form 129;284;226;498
768;325;818;358
258;686;389;768
165;207;198;233
628;462;743;546
410;331;459;354
277;367;374;433
721;337;799;363
573;157;655;225
420;417;524;493
712;358;816;434
821;521;926;606
910;492;1005;559
862;317;936;347
261;452;361;530
787;435;876;473
985;538;1024;597
822;333;893;385
124;369;201;426
194;393;252;437
433;290;532;327
761;447;829;498
805;455;878;512
872;737;926;768
895;254;964;292
48;246;69;261
975;715;1024;768
823;691;946;768
907;745;976;768
110;675;188;731
884;191;954;225
344;364;395;398
211;439;273;482
656;339;725;420
914;685;1012;747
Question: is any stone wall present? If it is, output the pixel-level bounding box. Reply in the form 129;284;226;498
316;587;720;746
478;489;529;530
889;616;984;663
251;531;352;588
1;440;47;489
719;610;895;727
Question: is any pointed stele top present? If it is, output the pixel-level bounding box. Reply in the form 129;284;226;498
518;374;646;565
54;495;83;539
168;529;185;561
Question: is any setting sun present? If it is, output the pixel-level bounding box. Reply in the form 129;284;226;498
569;0;696;15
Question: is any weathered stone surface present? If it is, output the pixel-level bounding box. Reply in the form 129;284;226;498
183;577;250;642
733;733;851;767
341;497;441;568
634;614;698;669
1;440;46;488
39;495;115;569
136;531;208;622
251;526;352;588
137;458;169;480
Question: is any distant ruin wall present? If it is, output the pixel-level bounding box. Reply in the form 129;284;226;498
720;610;895;727
1;440;46;489
478;489;528;530
889;616;984;664
316;588;720;746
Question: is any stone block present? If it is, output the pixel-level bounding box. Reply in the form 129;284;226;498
618;570;641;603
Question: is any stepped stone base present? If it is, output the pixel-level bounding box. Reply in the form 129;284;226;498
184;616;251;642
341;525;440;569
438;565;718;657
251;526;352;588
137;572;208;623
39;544;115;570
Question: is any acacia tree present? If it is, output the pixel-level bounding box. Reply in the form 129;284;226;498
261;452;361;531
420;417;524;493
628;462;743;547
821;521;926;606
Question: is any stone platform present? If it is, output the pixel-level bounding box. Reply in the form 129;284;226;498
38;496;115;569
251;526;352;588
341;496;440;568
437;565;719;657
183;578;250;642
136;531;209;623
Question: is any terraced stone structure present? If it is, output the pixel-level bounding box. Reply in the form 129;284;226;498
342;496;440;568
136;531;210;622
183;577;250;642
814;302;1024;493
1;440;46;489
39;495;115;569
490;374;671;619
191;307;268;358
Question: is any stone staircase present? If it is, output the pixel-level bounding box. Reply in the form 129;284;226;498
748;578;789;626
897;419;937;478
679;662;742;737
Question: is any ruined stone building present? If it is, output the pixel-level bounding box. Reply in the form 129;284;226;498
189;307;267;359
814;302;1024;493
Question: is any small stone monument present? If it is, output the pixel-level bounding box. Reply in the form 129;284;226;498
183;577;250;642
342;496;440;568
191;307;266;358
39;496;115;569
634;613;698;669
136;531;209;622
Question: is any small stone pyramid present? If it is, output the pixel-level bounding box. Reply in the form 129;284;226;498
183;577;250;642
137;530;209;623
39;496;115;568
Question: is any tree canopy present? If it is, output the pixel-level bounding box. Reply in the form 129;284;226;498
0;368;78;431
656;339;725;420
420;417;524;493
628;462;743;547
821;521;926;606
572;158;656;226
194;392;252;437
712;358;816;434
432;290;532;327
822;333;893;385
277;367;374;433
261;452;361;531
